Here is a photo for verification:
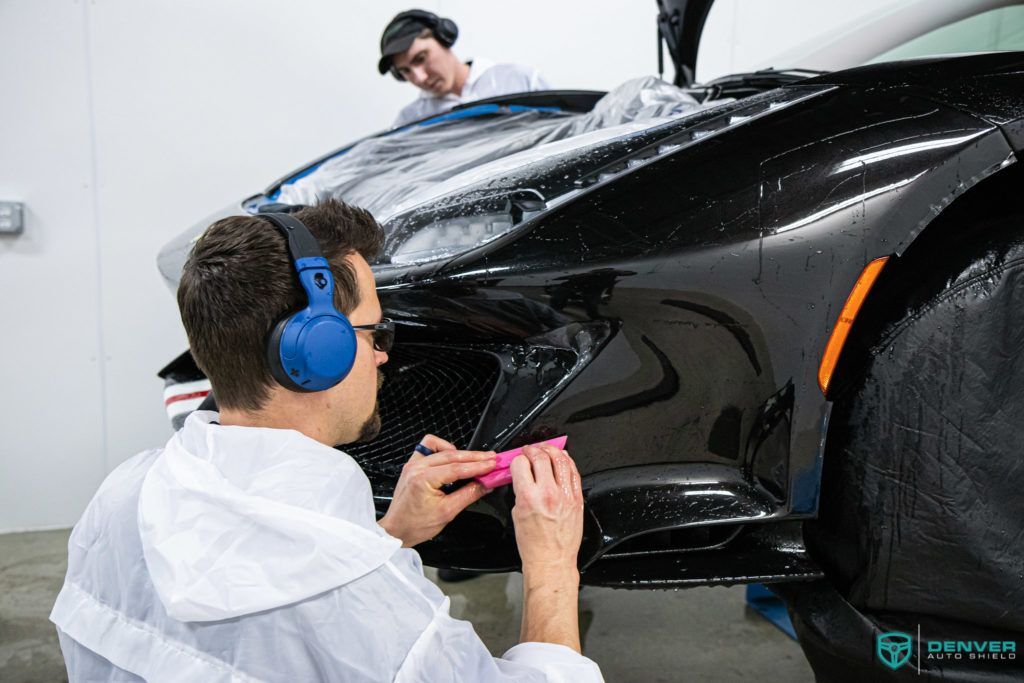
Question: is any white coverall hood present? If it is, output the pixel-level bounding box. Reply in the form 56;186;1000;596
138;411;401;622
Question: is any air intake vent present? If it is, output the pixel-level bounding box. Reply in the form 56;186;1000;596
602;524;743;558
344;345;500;478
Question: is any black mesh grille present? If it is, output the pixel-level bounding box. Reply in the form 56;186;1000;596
343;345;500;478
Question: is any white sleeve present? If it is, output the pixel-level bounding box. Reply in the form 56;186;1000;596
503;643;604;682
385;553;603;683
395;601;604;683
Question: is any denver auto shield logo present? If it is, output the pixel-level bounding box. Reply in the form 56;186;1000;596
876;629;1017;673
877;632;914;670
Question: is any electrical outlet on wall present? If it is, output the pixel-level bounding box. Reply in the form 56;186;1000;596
0;202;25;235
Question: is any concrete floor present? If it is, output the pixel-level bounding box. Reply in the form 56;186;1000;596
1;529;814;682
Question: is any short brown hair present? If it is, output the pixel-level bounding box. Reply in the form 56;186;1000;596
177;199;384;411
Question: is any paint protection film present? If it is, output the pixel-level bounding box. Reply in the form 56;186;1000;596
274;76;709;222
781;221;1024;680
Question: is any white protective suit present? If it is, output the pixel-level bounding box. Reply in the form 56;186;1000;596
393;57;550;128
50;411;603;682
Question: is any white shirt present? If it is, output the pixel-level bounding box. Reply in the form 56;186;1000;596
50;411;603;682
393;57;551;128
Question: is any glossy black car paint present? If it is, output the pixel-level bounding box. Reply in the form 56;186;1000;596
360;52;1024;586
159;51;1024;588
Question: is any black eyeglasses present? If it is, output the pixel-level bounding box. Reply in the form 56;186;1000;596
352;318;395;353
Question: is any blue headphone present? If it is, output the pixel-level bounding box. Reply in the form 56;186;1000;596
261;213;357;392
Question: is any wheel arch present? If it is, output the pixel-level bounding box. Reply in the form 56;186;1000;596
825;152;1024;399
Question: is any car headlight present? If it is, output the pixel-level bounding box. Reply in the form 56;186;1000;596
389;212;514;265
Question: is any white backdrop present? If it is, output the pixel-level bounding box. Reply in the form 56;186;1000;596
0;0;899;532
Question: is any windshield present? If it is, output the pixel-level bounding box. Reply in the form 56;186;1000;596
868;5;1024;62
699;0;1024;79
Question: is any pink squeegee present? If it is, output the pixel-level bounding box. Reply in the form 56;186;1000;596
475;435;568;489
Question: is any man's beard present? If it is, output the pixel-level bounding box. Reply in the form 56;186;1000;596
355;369;385;443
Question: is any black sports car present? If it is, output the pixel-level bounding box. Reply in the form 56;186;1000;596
158;2;1024;678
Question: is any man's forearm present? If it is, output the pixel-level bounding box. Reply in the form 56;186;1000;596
520;565;582;653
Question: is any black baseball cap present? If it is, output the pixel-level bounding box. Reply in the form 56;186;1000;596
377;10;437;75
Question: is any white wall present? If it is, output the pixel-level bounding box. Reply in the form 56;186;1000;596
0;0;904;532
0;1;107;532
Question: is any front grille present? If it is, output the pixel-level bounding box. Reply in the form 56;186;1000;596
343;344;501;478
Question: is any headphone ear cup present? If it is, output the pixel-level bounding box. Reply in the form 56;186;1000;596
267;315;304;391
436;18;458;48
301;315;357;390
268;311;357;392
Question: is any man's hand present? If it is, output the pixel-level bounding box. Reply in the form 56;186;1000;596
378;434;496;548
510;444;585;652
510;445;584;577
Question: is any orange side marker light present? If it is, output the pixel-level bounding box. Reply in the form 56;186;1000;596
818;256;890;395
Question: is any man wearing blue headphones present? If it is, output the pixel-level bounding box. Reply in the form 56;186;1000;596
50;199;603;681
379;9;551;127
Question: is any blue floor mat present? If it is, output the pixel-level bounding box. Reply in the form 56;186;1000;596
746;583;797;640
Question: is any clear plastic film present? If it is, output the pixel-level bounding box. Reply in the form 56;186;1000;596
274;77;707;221
158;78;716;288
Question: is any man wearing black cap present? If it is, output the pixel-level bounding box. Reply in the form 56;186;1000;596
379;9;550;128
